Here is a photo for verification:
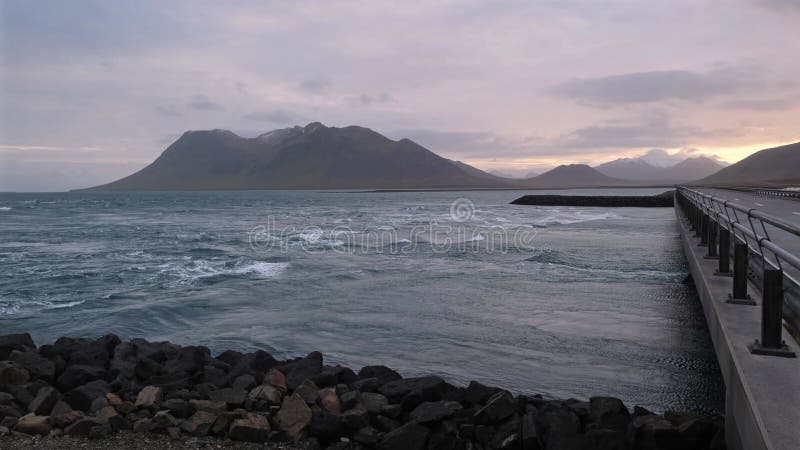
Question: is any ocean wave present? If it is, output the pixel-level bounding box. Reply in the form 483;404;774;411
524;249;683;283
158;259;289;285
529;209;618;226
0;206;11;211
0;298;86;317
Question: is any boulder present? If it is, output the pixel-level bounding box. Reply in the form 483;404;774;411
0;404;21;422
56;365;107;391
215;349;243;367
162;398;194;418
378;376;447;402
474;391;516;425
180;410;217;436
350;376;381;393
0;333;35;359
248;385;282;405
354;426;381;445
52;409;84;428
65;380;110;412
341;407;370;430
65;417;103;437
522;411;542;450
362;392;390;415
377;421;430;450
465;380;502;406
163;345;209;374
0;361;29;385
134;357;164;380
208;387;247;408
590;396;630;431
410;400;463;424
95;405;130;431
0;392;13;405
319;387;341;415
632;415;688;449
9;351;55;382
295;379;320;404
276;393;312;441
231;374;257;391
340;390;361;410
228;412;270;443
89;396;109;414
202;364;227;387
266;368;287;392
359;365;402;384
314;365;357;387
309;409;344;441
28;386;60;415
134;385;163;410
151;410;179;430
678;416;720;449
109;342;137;378
15;414;52;436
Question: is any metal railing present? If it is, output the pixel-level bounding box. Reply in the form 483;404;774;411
677;186;800;357
726;187;800;200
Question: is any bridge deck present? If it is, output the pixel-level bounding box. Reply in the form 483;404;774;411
677;189;800;450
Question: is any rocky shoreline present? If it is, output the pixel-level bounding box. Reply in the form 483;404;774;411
510;191;675;207
0;333;724;449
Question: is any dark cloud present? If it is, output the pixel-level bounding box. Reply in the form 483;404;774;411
553;70;754;105
721;98;795;111
187;95;223;111
297;77;331;94
155;105;182;117
243;109;299;124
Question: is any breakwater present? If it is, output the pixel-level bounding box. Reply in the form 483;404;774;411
510;190;674;207
0;333;724;449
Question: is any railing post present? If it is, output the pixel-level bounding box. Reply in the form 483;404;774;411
728;241;754;304
748;268;796;357
715;226;731;276
706;219;718;258
694;206;702;237
699;212;709;246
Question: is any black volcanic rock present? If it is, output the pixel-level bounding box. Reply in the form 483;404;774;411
82;123;510;190
510;190;674;207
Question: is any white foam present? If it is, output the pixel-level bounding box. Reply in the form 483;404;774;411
0;207;11;211
231;261;290;277
531;210;617;226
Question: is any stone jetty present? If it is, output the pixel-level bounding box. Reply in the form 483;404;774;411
0;333;724;449
511;191;674;207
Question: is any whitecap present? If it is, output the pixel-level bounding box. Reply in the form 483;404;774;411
0;207;11;211
231;261;290;277
530;209;617;226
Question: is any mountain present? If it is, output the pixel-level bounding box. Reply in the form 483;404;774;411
595;158;666;181
82;123;514;190
521;164;627;188
595;155;725;182
661;156;726;182
699;142;800;185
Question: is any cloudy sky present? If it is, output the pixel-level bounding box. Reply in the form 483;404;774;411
1;0;799;190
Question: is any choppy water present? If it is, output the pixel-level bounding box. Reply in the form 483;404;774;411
0;188;723;413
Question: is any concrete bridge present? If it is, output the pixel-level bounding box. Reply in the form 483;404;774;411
675;187;800;450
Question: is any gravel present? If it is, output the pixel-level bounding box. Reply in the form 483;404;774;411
0;431;305;450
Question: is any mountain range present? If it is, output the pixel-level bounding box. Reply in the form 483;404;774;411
594;155;726;182
83;123;798;191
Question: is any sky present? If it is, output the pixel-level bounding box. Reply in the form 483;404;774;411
1;0;799;191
